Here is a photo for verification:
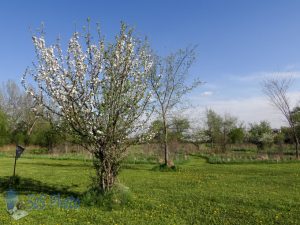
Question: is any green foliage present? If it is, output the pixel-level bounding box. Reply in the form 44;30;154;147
280;126;294;144
9;119;31;146
169;117;190;141
81;183;133;210
149;119;164;142
30;121;63;150
205;109;242;151
149;117;190;143
274;132;285;145
291;106;300;141
248;121;274;150
187;129;210;148
151;163;178;172
229;127;245;144
206;109;223;145
291;106;300;124
0;110;10;146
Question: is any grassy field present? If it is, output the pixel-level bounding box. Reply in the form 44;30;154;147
0;155;300;225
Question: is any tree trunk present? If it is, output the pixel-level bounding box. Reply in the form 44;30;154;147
222;130;227;153
94;152;118;192
291;125;299;159
163;115;168;165
295;136;299;159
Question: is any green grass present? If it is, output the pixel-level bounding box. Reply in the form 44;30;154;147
198;153;298;164
0;155;300;224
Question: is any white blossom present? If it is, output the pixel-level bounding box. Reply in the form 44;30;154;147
23;23;154;155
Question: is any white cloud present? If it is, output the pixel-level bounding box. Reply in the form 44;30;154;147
183;91;300;128
201;91;213;96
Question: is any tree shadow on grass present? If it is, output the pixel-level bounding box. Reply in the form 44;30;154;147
0;176;135;210
0;176;80;198
19;161;92;168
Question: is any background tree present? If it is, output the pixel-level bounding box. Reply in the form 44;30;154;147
280;126;294;144
0;110;10;146
205;109;222;149
149;117;190;143
263;78;299;159
0;80;37;146
148;119;164;143
274;132;285;154
29;120;63;152
204;109;241;152
149;47;201;166
187;128;210;151
22;22;153;192
219;114;238;152
291;106;300;141
169;117;190;141
248;121;274;151
228;127;245;144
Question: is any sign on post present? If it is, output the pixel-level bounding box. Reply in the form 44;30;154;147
13;145;25;177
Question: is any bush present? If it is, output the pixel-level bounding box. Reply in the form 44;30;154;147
152;163;178;172
258;133;274;150
29;121;63;150
248;121;274;150
81;183;132;210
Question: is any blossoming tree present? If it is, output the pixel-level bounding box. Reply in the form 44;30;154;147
22;23;153;192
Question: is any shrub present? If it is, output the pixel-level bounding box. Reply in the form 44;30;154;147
81;183;132;210
151;163;178;172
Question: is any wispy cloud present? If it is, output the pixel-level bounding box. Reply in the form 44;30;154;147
230;71;300;82
201;91;213;97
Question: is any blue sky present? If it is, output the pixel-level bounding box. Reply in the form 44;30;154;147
1;0;300;127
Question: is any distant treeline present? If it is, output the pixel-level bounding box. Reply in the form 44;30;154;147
0;80;300;156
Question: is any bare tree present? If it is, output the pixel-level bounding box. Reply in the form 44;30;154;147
0;80;38;145
22;22;154;192
262;78;299;159
149;47;201;166
204;109;239;152
220;113;238;152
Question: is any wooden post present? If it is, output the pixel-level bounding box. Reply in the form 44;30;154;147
13;154;17;177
